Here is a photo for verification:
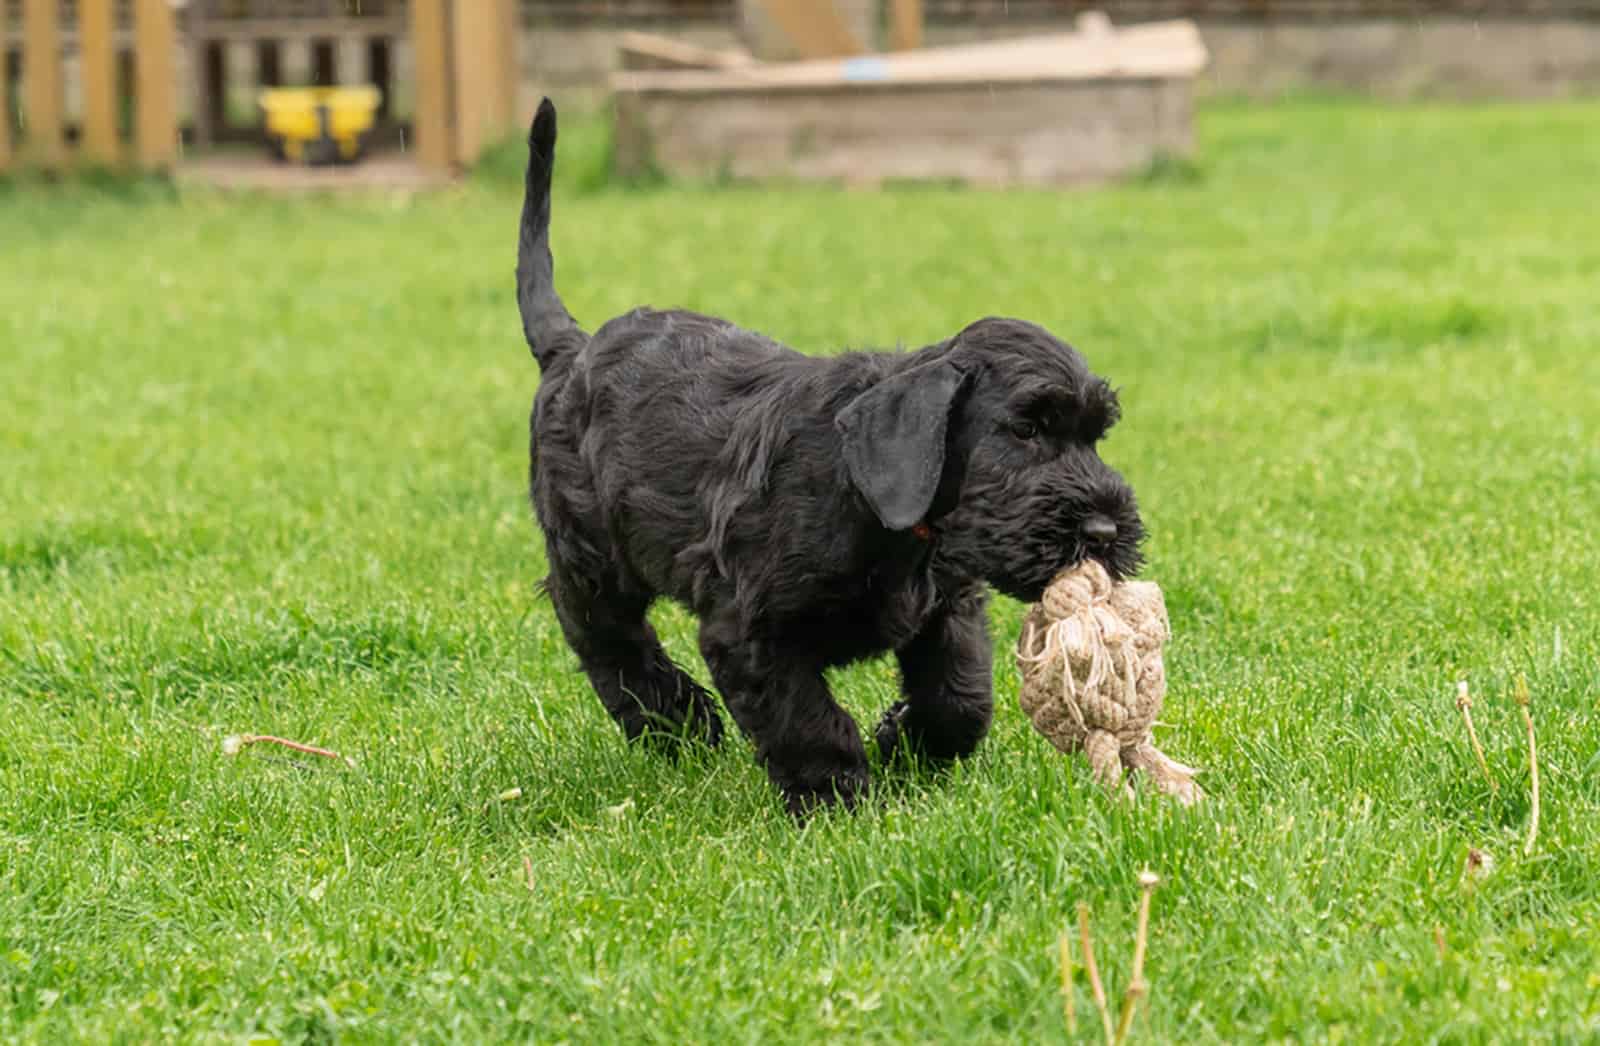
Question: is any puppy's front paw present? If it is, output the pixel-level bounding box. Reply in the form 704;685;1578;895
872;698;990;765
873;700;912;764
782;766;870;821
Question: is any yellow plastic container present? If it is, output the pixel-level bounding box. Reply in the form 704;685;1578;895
258;86;381;166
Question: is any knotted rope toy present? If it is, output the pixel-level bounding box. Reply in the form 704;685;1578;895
1016;559;1203;804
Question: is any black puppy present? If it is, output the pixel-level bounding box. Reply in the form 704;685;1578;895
517;99;1144;817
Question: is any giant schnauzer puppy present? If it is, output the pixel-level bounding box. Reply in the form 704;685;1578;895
517;99;1144;818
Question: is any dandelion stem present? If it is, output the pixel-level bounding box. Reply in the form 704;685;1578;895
1060;929;1077;1034
1078;901;1114;1045
1514;675;1539;855
1114;872;1160;1046
1455;681;1495;792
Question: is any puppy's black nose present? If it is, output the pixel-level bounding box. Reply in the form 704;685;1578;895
1081;515;1117;546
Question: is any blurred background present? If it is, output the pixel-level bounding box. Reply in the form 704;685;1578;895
1;0;1596;187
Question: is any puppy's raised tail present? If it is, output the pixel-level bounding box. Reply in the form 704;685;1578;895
517;98;585;370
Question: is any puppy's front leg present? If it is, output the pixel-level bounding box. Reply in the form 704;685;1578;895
699;621;869;818
877;587;994;764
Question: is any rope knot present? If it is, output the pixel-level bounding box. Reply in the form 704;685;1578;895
1016;559;1203;804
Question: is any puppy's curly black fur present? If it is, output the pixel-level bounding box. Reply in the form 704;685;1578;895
518;99;1144;817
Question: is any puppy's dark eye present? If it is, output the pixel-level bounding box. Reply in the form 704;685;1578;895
1010;420;1038;440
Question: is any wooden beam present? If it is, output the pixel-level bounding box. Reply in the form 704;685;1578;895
612;21;1209;93
0;46;10;170
496;0;520;129
618;31;756;73
409;0;451;170
756;0;865;59
889;0;924;52
134;0;178;169
451;0;498;166
178;17;408;44
23;0;66;168
80;0;121;164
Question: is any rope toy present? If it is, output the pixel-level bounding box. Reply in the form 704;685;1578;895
1016;559;1203;804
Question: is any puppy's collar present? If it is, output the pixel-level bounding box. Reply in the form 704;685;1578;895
911;522;932;542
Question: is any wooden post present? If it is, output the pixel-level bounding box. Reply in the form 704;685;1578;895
80;0;122;164
409;0;452;171
496;0;520;129
889;0;924;52
134;0;178;169
451;0;493;166
23;0;66;168
0;44;10;170
754;0;865;59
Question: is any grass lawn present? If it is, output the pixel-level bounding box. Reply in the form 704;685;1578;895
3;97;1599;1042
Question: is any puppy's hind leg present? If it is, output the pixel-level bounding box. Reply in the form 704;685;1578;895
699;617;870;819
877;587;994;765
544;565;724;753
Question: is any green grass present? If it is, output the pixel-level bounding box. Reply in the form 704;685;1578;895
4;97;1600;1043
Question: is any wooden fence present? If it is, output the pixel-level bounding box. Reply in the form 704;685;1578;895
183;0;519;172
1;0;520;176
1;0;178;172
185;0;408;148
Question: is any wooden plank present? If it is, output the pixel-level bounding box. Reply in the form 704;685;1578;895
22;0;66;167
80;0;121;164
134;0;178;169
408;0;452;170
612;21;1208;94
0;46;10;171
185;18;407;43
495;0;519;129
618;31;756;72
889;0;924;52
615;77;1195;188
450;0;496;165
755;0;866;59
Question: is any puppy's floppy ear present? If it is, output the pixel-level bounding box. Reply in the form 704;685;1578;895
836;359;968;531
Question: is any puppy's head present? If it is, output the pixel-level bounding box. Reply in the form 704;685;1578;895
837;317;1144;601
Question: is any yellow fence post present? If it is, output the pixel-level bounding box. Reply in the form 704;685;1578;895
409;0;452;171
889;0;924;51
450;0;493;167
80;0;122;165
133;0;179;170
23;0;66;168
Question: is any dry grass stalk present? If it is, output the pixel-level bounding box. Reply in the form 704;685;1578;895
1078;901;1115;1045
1114;871;1160;1046
1454;681;1496;792
1059;930;1077;1034
1514;674;1540;855
221;732;353;766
